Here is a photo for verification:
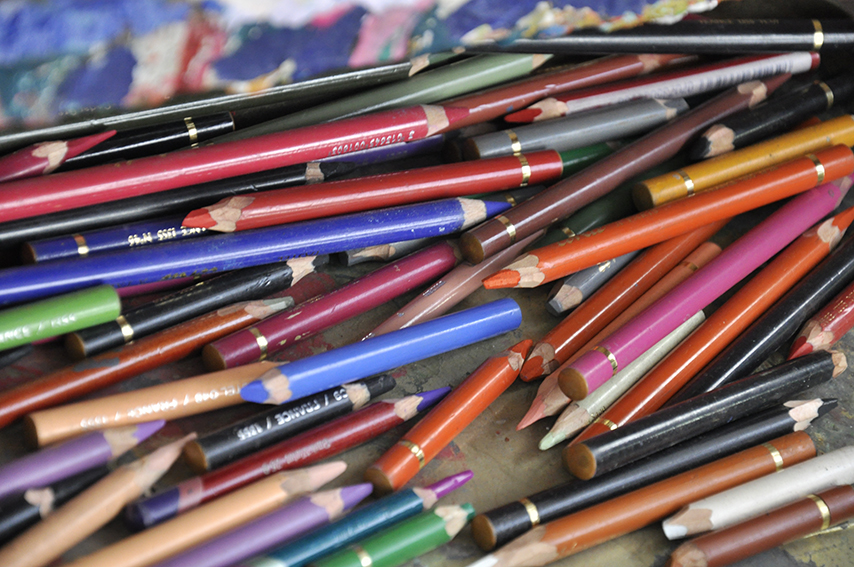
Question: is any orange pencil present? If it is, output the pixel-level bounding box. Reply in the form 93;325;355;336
519;220;726;382
365;339;531;494
571;205;854;445
484;145;854;289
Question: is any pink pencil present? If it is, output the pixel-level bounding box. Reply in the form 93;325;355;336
0;130;116;183
558;177;851;401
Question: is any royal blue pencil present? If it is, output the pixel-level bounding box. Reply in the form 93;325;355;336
0;197;509;306
240;298;523;405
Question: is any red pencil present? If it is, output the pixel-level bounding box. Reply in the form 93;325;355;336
0;104;468;223
0;130;116;183
789;277;854;359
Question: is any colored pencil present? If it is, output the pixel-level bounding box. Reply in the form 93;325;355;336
557;180;848;402
459;76;785;264
365;232;543;339
539;311;704;451
218;54;549;141
564;351;844;480
669;205;854;405
505;53;816;123
0;104;470;224
183;375;396;471
341;236;439;266
690;73;854;159
545;251;640;315
0;284;121;351
239;298;522;405
314;503;475;567
0;131;116;183
0;197;499;306
789;277;854;358
0;344;32;370
203;241;461;370
0;297;296;429
66;262;302;359
147;484;373;567
633;113;854;209
181;149;579;232
0;420;163;501
0;161;356;255
466;19;854;54
667;485;854;567
573;205;854;444
75;462;347;567
466;432;816;567
664;445;854;539
366;339;531;493
462;98;686;159
23;216;206;264
519;221;724;382
0;434;192;567
321;133;447;166
59;112;236;170
519;239;721;429
128;390;448;527
473;400;834;551
485;145;854;289
243;471;472;567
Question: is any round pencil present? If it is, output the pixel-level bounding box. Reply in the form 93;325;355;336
690;73;854;159
0;161;356;255
0;434;192;567
663;445;854;539
203;241;460;370
0;344;32;370
0;284;121;352
485;145;854;289
66;261;305;359
146;484;374;567
667;485;854;567
473;399;834;551
181;149;575;233
563;350;844;480
557;180;848;403
183;374;396;471
789;277;854;359
341;236;438;266
504;52;816;123
0;198;502;307
458;75;785;265
239;298;522;406
314;503;475;567
365;232;543;339
0;297;297;429
519;221;725;382
573;204;854;444
74;462;347;567
467;432;816;567
0;420;163;502
633;113;854;209
366;339;531;493
128;390;448;527
244;471;472;567
0;130;116;183
0;104;470;224
462;97;686;160
545;250;640;316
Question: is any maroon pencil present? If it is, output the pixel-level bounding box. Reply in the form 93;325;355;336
125;389;449;529
202;241;461;370
788;278;854;359
0;104;469;223
0;130;115;183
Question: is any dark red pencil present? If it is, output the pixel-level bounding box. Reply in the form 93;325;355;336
0;131;116;183
789;278;854;359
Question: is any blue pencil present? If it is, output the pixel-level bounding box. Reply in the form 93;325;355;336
0;197;509;306
240;298;523;405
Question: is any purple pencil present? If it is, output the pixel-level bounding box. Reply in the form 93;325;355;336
0;420;164;501
148;484;373;567
559;177;852;401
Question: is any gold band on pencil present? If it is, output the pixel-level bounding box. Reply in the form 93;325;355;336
249;328;268;360
677;170;695;196
116;315;134;342
505;194;517;206
519;497;541;527
806;153;826;184
813;19;825;51
398;439;426;469
561;227;576;239
353;546;373;567
73;234;90;257
817;81;835;109
592;345;619;376
517;154;532;187
184;117;199;144
807;494;832;530
496;215;517;243
762;442;785;472
682;260;700;272
593;417;619;431
507;130;523;155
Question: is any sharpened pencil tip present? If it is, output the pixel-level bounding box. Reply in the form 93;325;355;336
182;209;217;230
504;108;541;124
482;270;521;290
240;380;271;404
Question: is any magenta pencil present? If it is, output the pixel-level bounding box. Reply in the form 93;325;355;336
0;131;116;183
559;178;851;401
202;241;460;370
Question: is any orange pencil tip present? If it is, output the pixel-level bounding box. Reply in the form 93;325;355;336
519;356;545;382
482;270;521;290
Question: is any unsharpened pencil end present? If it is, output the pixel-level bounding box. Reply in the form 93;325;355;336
631;182;656;211
201;343;228;370
364;466;395;495
460;231;486;264
563;443;596;480
471;514;498;551
559;368;588;400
